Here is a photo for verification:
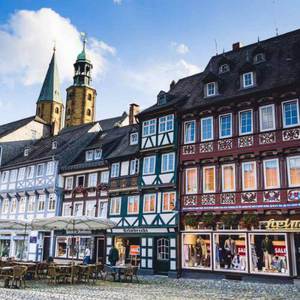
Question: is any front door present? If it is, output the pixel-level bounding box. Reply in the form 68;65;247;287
154;237;170;275
295;233;300;277
96;237;105;264
42;236;50;261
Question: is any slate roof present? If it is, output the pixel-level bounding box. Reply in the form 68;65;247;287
99;112;128;131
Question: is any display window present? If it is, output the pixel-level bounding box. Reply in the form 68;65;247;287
213;233;247;272
0;239;10;257
249;233;289;276
14;239;27;260
78;237;92;259
114;237;140;266
182;233;212;270
56;237;67;257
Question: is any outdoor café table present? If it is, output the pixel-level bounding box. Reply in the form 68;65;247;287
0;266;13;288
112;264;131;282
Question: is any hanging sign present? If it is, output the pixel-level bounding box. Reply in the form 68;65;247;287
130;245;140;256
266;219;300;232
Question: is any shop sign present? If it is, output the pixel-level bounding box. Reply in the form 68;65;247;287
266;218;300;232
130;245;140;256
123;228;148;233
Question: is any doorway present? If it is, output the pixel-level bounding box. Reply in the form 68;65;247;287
43;236;50;261
294;233;300;277
154;237;170;275
96;236;105;264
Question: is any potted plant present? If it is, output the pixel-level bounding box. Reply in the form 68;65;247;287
184;214;199;229
220;214;239;229
201;213;216;229
240;214;258;230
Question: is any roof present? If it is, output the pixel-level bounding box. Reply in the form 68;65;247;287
37;50;62;104
99;112;128;131
0;116;47;139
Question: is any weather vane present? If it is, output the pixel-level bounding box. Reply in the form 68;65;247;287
80;32;87;51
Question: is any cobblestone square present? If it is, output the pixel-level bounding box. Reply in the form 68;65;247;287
0;276;299;300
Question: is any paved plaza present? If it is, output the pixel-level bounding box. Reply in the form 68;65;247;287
0;276;299;300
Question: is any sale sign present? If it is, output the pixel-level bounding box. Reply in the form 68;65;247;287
130;245;140;256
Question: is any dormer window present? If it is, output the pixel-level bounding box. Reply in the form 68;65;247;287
254;53;265;64
52;141;57;150
219;64;230;74
157;91;167;105
206;82;216;97
130;132;138;145
242;72;254;88
24;147;30;157
94;149;102;160
86;150;94;161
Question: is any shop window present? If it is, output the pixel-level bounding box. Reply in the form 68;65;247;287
157;238;169;260
68;237;78;258
159;114;174;133
201;117;213;141
110;197;121;215
282;99;300;128
259;104;275;132
242;161;257;191
143;194;156;213
239;109;253;135
56;237;67;258
78;237;92;259
287;156;300;187
85;200;96;217
249;233;289;276
161;152;175;173
184;120;196;144
142;119;156;137
98;200;108;218
15;239;27;260
203;166;215;193
214;233;247;272
0;239;10;257
219;113;232;138
162;192;176;212
185;168;198;194
127;195;139;214
222;164;236;192
115;237;141;265
111;163;120;178
182;233;211;270
143;156;156;175
263;159;280;189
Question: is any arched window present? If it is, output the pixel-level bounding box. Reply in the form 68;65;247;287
87;109;91;116
55;107;59;114
88;94;92;100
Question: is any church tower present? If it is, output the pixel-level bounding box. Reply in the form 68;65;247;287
65;36;97;127
36;48;64;135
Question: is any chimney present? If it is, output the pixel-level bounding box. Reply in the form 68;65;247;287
232;42;241;51
129;103;140;125
170;80;176;90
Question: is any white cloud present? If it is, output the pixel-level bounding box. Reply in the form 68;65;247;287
171;42;189;54
113;0;122;4
0;8;115;86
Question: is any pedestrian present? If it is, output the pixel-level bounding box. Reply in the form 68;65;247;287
83;247;91;265
108;246;119;266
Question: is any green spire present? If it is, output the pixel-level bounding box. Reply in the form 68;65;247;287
37;48;62;103
76;32;91;62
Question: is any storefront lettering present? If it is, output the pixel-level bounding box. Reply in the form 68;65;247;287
123;228;148;233
266;218;300;231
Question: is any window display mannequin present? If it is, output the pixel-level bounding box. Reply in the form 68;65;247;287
250;243;258;271
224;236;236;269
261;236;274;271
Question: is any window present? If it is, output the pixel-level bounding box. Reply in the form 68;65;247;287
76;175;85;187
127;195;139;214
206;82;216;97
46;161;55;175
9;169;18;182
120;161;129;176
143;156;156;175
159;114;174;133
87;109;91;116
52;141;57;150
260;104;275;132
185;168;198;194
162;192;175;212
86;150;94;161
62;203;72;216
110;197;121;215
184;120;196;144
19;197;26;213
219;114;232;138
24;148;29;157
27;196;35;212
10;198;17;214
2;199;9;214
161;153;175;173
130;133;138;145
263;159;280;189
142;119;156;137
282;100;300;128
143;194;156;213
26;166;34;179
36;164;44;177
48;194;56;211
219;64;230;73
65;177;73;190
85;200;96;217
94;149;102;160
157;238;169;261
130;159;139;175
201;117;213;141
1;171;9;183
254;53;265;64
242;161;257;191
18;168;25;181
111;163;120;178
242;72;254;88
73;202;83;216
98;200;108;218
222;164;236;192
287;156;300;187
203;166;215;193
88;173;97;187
37;195;45;212
100;171;109;183
239;110;253;135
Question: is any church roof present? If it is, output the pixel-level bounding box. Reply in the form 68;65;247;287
37;50;62;104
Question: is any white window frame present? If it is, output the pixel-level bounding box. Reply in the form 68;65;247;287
26;166;35;179
18;197;26;213
37;195;45;212
17;168;26;181
27;196;36;213
86;150;94;162
48;193;56;211
158;114;174;133
161;152;175;173
2;199;9;214
111;163;120;178
239;109;253;135
185;167;198;195
259;104;276;132
1;171;9;183
184;120;196;144
219;113;233;139
263;158;280;189
202;166;216;193
201;116;214;141
221;164;236;192
243;72;254;88
287;156;300;188
100;171;109;183
142;119;157;137
282;99;300;128
219;64;229;73
206;82;216;97
130;159;139;175
143;156;156;175
46;161;55;175
162;191;176;212
94;149;102;160
120;161;129;177
241;161;257;191
98;200;108;218
110;197;121;215
143;194;156;213
62;203;72;216
85;200;96;217
76;175;85;187
36;164;44;177
130;132;139;145
9;169;18;182
73;201;84;217
65;177;74;190
127;195;139;215
88;173;97;187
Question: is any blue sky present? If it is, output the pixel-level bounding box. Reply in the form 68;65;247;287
0;0;300;124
